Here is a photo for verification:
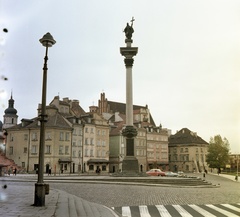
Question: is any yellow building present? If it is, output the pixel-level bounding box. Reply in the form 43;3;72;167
168;128;209;173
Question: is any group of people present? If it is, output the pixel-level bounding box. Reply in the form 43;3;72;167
96;167;101;174
7;167;17;176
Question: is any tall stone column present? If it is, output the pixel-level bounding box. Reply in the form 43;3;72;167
120;19;139;175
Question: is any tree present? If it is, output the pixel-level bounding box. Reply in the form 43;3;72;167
206;135;230;170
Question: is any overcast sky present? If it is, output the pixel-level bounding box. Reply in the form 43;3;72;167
0;1;239;153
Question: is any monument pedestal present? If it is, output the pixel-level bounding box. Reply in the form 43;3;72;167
122;156;139;175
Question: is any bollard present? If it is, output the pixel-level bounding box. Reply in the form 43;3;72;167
45;184;49;195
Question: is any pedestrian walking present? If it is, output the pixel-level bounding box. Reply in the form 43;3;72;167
48;167;52;176
13;168;17;176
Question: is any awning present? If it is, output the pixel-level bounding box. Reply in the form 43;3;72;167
58;158;72;163
87;159;109;164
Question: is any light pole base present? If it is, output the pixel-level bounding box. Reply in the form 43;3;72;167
34;183;46;206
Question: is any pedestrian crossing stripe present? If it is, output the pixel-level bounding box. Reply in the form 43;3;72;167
112;203;240;217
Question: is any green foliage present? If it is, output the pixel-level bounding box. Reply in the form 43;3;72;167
206;135;230;169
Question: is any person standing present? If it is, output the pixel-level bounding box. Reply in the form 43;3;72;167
48;167;52;176
13;168;17;176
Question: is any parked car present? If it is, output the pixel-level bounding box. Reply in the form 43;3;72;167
146;169;166;176
165;171;178;177
178;171;184;177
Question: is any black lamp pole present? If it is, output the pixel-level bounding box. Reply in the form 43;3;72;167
34;32;56;206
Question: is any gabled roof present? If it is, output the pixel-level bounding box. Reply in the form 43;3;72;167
168;128;208;146
8;113;72;130
107;101;156;126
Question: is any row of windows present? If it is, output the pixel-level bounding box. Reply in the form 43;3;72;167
85;128;107;136
22;130;107;142
170;154;205;162
84;149;107;157
172;147;205;153
147;152;168;159
21;132;71;142
84;139;106;146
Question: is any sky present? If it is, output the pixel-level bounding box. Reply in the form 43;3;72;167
0;1;239;153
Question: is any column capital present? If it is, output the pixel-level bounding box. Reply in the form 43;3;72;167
122;125;138;138
124;58;134;67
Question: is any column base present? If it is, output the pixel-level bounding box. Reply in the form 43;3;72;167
34;183;46;206
121;156;139;176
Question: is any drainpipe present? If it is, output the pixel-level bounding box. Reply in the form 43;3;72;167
27;128;31;173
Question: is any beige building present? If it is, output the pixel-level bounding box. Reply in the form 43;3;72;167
168;128;209;173
4;96;110;174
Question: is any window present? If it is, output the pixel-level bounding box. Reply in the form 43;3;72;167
90;128;94;133
64;164;67;170
180;148;183;153
90;149;94;157
102;130;106;136
9;146;13;155
31;145;37;154
85;127;88;133
32;133;37;141
102;140;106;147
73;129;77;135
65;132;70;141
78;129;82;136
46;145;51;154
73;150;76;157
90;138;94;145
102;165;106;171
84;149;88;157
78;140;82;147
78;150;82;157
85;138;89;145
22;162;25;168
59;145;63;155
24;134;28;141
65;146;69;154
185;148;188;152
59;132;64;141
89;165;94;170
23;147;27;153
46;132;51;140
97;130;100;135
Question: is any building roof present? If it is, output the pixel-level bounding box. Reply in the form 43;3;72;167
107;101;156;126
168;128;208;146
4;95;17;115
8;113;72;130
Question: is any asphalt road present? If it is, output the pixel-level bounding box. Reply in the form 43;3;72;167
48;174;240;208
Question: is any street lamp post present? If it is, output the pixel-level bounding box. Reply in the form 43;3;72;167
34;32;56;206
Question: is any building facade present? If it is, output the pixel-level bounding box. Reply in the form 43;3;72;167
168;128;209;173
4;96;110;174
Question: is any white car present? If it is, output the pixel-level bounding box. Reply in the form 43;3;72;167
165;171;178;177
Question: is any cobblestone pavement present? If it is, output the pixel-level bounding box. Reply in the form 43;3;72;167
50;173;240;208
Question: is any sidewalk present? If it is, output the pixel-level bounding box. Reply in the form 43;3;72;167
211;172;239;182
0;181;118;217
